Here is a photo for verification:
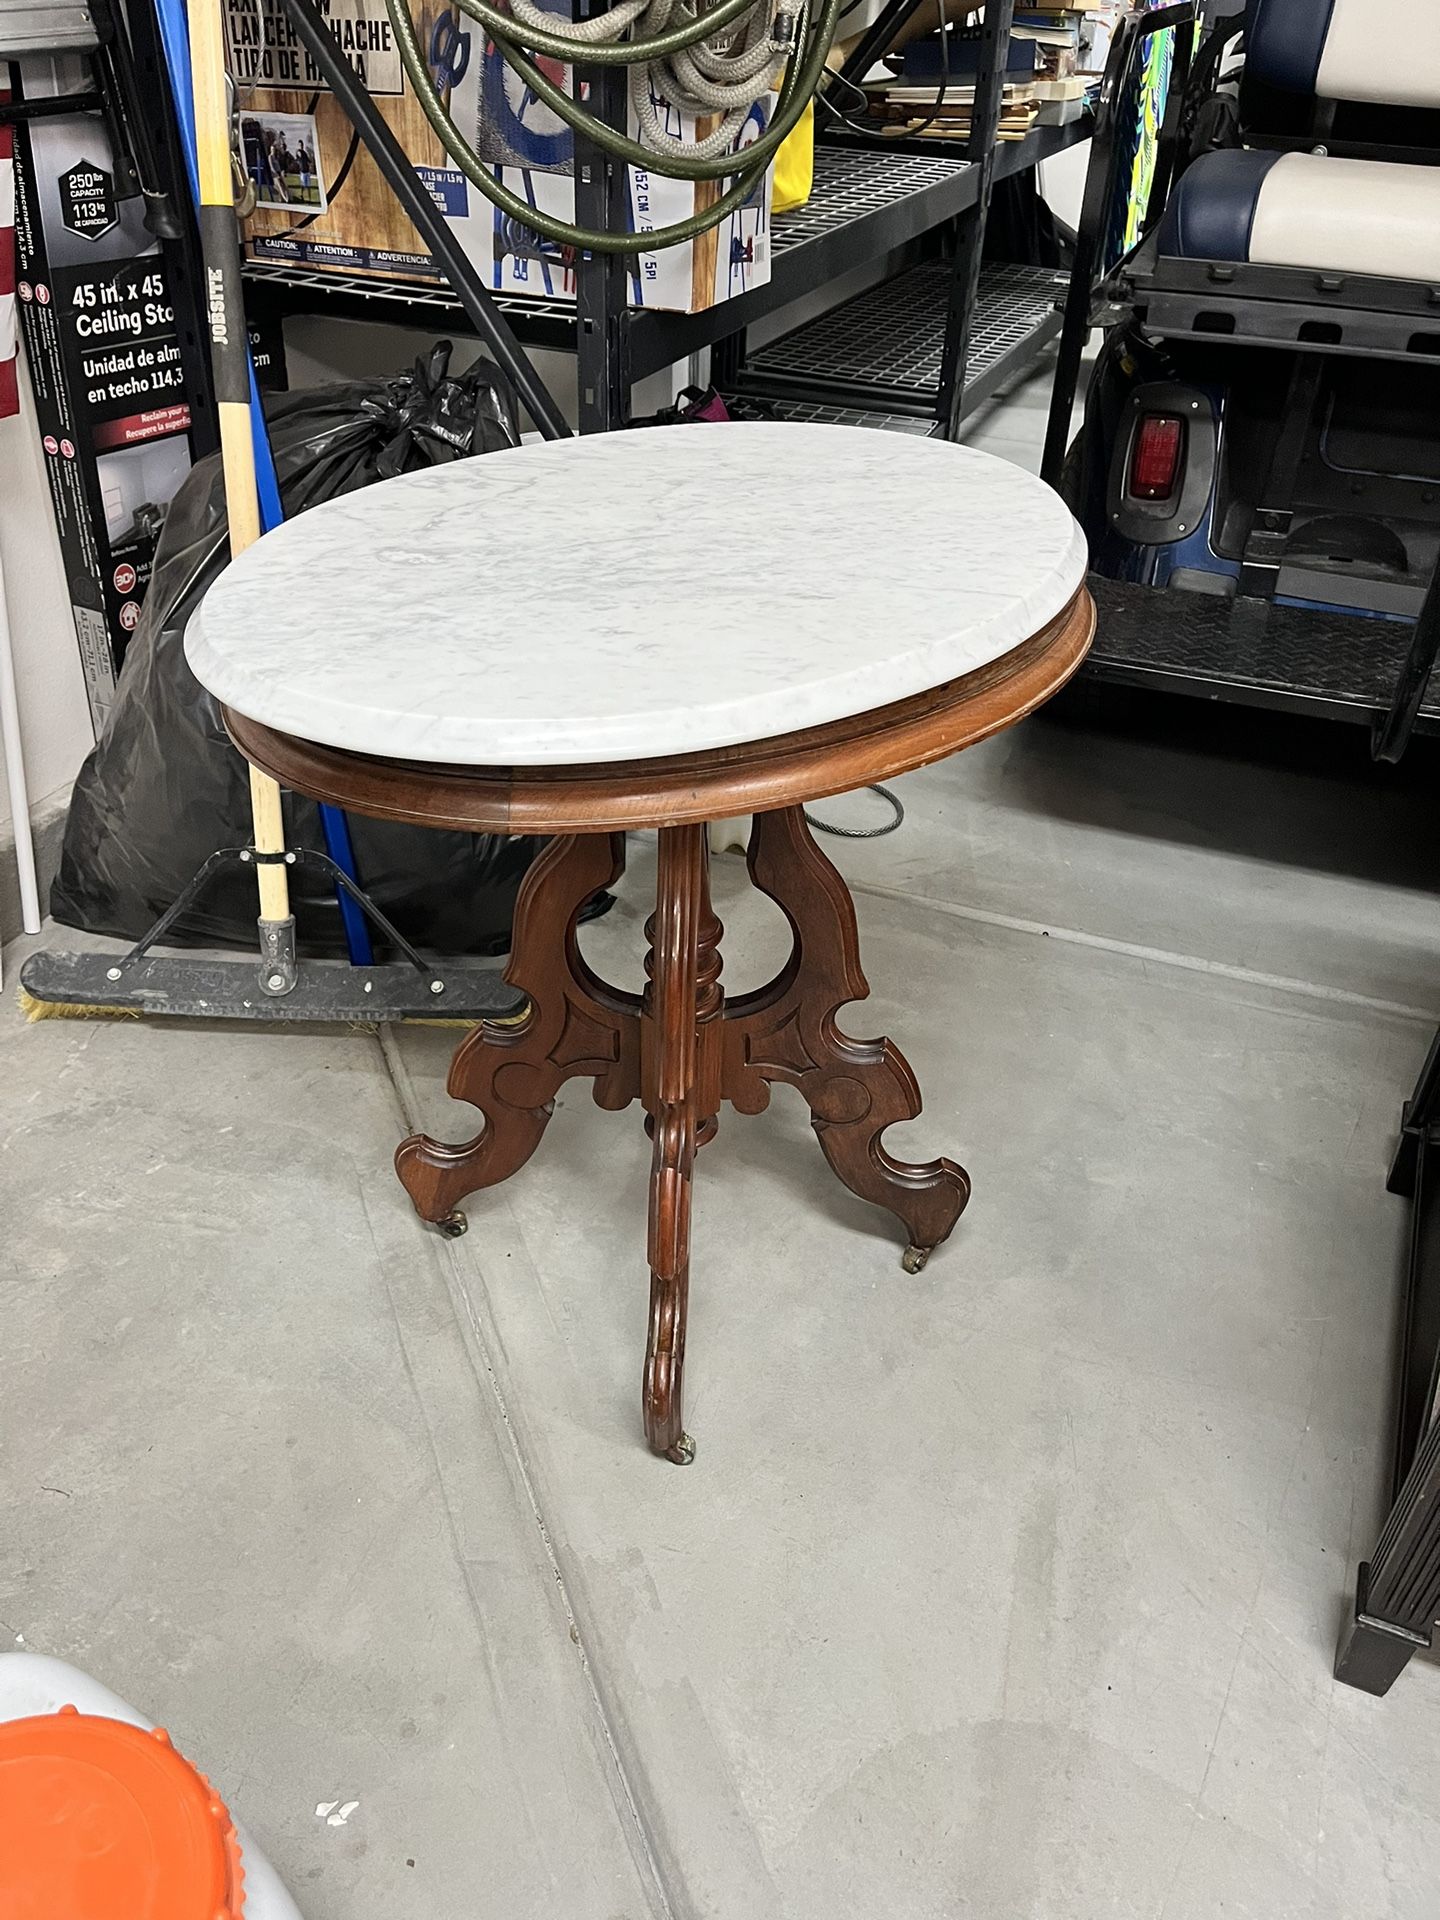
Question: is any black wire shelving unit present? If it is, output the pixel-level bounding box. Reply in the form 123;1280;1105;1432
730;259;1068;428
243;0;1091;436
241;143;987;365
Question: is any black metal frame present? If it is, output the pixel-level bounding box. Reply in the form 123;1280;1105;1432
718;0;1082;437
1040;0;1200;486
571;0;1024;430
1335;1031;1440;1696
573;47;633;433
936;0;1015;437
241;131;1088;385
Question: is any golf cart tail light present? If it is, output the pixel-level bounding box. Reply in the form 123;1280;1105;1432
1128;414;1184;499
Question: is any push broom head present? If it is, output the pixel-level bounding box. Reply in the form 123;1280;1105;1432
17;946;528;1025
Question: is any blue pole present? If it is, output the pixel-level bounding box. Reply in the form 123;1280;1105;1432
153;0;372;962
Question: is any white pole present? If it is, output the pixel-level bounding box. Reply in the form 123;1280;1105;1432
0;541;42;937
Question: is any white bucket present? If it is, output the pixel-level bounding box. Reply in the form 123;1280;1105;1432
0;1652;304;1918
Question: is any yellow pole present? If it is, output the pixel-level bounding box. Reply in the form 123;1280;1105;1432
187;0;290;929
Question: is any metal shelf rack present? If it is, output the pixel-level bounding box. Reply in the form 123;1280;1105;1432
731;259;1067;423
241;142;998;362
241;260;579;354
245;0;1088;436
632;145;977;378
242;143;1006;371
824;113;1092;178
735;398;940;435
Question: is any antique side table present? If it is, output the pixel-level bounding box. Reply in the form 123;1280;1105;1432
189;424;1093;1462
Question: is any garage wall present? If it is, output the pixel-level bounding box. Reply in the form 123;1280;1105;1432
0;360;95;835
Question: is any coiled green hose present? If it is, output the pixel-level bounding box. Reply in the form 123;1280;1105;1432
385;0;843;253
449;0;771;68
444;2;820;178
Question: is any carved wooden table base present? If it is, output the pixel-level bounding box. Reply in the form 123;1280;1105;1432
224;589;1094;1464
394;807;970;1463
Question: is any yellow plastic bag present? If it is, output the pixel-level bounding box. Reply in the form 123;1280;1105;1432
771;98;815;214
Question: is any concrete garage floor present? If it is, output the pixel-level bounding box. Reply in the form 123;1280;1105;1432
6;694;1440;1919
5;377;1440;1918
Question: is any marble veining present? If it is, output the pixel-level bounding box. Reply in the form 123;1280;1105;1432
185;423;1089;766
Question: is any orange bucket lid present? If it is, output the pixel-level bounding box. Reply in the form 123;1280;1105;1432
0;1705;244;1918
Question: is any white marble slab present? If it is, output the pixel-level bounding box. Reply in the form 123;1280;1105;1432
186;423;1088;766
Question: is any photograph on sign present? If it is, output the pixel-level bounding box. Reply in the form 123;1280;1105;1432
96;439;192;542
240;110;326;211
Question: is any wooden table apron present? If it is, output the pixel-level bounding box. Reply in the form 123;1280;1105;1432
225;589;1095;1463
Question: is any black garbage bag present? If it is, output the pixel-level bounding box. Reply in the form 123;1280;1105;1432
51;345;541;957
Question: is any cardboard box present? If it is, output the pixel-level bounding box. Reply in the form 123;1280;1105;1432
10;54;204;731
227;0;772;311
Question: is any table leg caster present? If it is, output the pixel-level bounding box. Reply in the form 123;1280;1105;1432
666;1433;697;1466
901;1244;930;1274
435;1211;469;1239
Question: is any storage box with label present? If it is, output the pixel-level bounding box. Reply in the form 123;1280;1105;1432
9;56;203;731
226;0;772;312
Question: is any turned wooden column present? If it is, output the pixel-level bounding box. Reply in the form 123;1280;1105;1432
640;826;721;1463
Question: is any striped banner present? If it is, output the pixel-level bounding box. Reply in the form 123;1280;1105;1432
0;87;15;419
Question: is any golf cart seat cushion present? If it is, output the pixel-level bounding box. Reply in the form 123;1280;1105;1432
1158;149;1440;282
1248;0;1440;112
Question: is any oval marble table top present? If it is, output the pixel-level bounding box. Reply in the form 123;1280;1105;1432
186;423;1088;768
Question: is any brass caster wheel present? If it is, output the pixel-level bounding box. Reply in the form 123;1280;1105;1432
901;1244;930;1274
435;1211;469;1239
666;1433;697;1466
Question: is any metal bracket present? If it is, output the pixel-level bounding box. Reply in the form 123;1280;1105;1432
101;844;479;1003
1236;509;1293;598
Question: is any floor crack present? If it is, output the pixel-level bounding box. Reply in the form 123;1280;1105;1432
845;879;1438;1025
373;1023;682;1920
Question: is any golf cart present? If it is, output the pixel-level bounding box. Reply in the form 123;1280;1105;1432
1044;0;1440;763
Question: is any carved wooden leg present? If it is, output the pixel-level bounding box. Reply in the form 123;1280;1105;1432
640;825;720;1463
1335;1416;1440;1694
395;832;640;1229
724;806;969;1268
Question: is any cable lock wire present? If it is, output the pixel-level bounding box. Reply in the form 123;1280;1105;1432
805;785;906;838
